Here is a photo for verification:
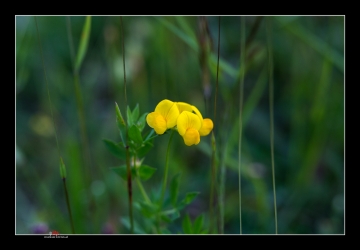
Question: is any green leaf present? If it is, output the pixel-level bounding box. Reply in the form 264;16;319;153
128;125;143;144
138;201;158;218
193;214;204;234
137;141;154;158
182;214;192;234
75;16;91;72
115;102;126;145
136;112;148;132
161;210;180;223
132;104;139;124
179;192;199;209
138;165;156;181
167;209;180;221
161;214;172;223
103;139;126;160
127;106;133;127
120;217;146;234
111;165;136;180
170;173;181;207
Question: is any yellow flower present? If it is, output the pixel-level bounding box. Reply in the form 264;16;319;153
199;118;213;136
177;111;202;146
146;99;180;134
176;102;213;137
176;102;214;146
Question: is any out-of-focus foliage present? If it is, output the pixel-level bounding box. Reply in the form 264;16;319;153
16;16;344;234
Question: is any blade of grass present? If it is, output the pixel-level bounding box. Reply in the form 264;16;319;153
120;16;133;234
66;16;95;233
75;16;91;73
34;16;75;234
266;16;278;234
274;16;343;73
209;16;220;234
219;142;228;234
156;16;238;79
238;16;246;235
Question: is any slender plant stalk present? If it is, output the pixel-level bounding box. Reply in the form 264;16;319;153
120;16;133;234
34;17;60;160
66;16;76;71
134;156;151;204
66;16;95;233
66;16;94;180
66;17;93;180
266;17;278;234
156;130;175;233
135;177;151;204
210;16;221;234
62;177;75;234
35;17;75;234
214;16;220;125
219;143;228;234
209;133;216;234
160;130;175;205
238;16;246;235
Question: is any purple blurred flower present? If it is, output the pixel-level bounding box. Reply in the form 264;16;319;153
101;223;115;234
31;222;49;234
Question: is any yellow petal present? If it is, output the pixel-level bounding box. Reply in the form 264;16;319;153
155;99;179;128
165;102;180;128
177;111;201;136
146;112;167;134
176;102;193;113
182;128;200;146
191;105;203;126
199;118;213;136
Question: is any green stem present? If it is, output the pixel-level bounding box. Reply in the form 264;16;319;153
63;178;75;234
120;16;133;234
266;17;278;234
134;156;151;204
34;17;60;159
238;16;246;235
125;148;133;234
156;130;175;233
209;15;221;235
160;130;175;205
135;177;151;204
219;143;228;234
209;132;217;234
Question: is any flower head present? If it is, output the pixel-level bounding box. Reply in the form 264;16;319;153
176;102;214;146
146;99;180;134
177;111;202;146
146;99;213;146
176;102;213;137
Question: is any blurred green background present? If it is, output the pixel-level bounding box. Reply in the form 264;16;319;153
16;16;344;234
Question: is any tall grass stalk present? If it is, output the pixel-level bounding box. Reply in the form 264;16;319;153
219;143;228;234
209;16;220;234
238;16;246;235
69;16;94;177
266;17;278;234
66;16;95;233
120;16;134;234
60;158;75;234
34;16;75;234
